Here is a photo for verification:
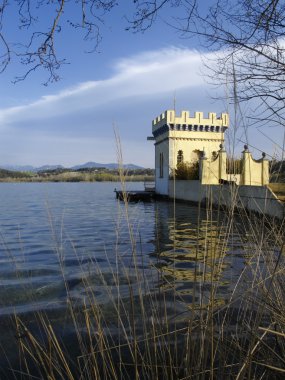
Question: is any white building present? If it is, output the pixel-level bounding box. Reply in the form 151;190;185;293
151;109;229;195
147;109;283;219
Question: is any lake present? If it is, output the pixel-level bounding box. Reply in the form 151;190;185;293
0;182;262;378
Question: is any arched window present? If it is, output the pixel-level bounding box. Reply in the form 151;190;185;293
159;153;164;178
177;150;184;165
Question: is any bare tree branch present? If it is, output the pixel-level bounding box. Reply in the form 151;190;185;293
0;0;118;83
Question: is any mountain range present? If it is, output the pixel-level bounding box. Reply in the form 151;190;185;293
1;162;144;172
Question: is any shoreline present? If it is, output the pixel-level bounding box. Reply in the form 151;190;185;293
0;174;154;183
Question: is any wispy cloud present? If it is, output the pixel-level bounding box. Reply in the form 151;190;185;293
0;47;210;126
0;47;222;166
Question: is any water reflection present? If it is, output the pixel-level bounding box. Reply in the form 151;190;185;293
152;201;245;309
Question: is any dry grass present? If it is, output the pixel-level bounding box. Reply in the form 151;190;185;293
0;172;154;183
1;178;283;380
1;134;284;379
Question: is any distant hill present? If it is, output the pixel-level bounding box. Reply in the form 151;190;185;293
71;162;144;170
0;162;144;172
1;165;36;172
36;165;65;172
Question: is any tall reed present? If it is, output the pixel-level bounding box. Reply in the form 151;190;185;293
1;143;284;379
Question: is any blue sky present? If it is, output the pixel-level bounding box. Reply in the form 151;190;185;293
0;2;283;168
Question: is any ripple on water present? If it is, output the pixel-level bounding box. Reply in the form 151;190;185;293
0;183;274;337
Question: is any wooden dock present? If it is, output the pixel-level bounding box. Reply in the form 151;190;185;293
114;189;155;202
114;181;156;202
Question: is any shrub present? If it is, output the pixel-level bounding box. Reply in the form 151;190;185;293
172;161;199;180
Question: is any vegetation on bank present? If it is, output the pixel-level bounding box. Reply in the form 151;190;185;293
0;167;155;182
1;160;284;183
270;160;285;182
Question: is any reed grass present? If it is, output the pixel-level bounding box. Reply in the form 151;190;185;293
0;146;284;379
0;172;154;183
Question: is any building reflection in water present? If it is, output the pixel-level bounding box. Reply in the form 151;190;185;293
151;200;246;311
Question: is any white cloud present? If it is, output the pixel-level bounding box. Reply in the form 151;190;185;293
0;47;225;166
0;47;210;126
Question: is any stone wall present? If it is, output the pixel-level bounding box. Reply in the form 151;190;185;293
199;145;269;187
168;180;284;220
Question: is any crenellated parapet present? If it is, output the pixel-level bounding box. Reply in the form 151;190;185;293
152;110;229;137
151;108;230;196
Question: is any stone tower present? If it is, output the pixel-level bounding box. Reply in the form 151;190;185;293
151;109;229;194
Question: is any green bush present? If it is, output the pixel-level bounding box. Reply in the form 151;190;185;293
172;161;199;180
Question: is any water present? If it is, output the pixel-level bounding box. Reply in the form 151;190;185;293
0;182;259;377
0;182;153;313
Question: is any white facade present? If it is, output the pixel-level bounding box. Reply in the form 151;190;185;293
152;109;229;195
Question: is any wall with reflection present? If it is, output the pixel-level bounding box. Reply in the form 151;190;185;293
152;201;246;309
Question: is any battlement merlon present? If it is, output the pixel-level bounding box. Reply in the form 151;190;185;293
152;110;229;132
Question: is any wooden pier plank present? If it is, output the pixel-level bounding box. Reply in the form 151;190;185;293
114;189;155;202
